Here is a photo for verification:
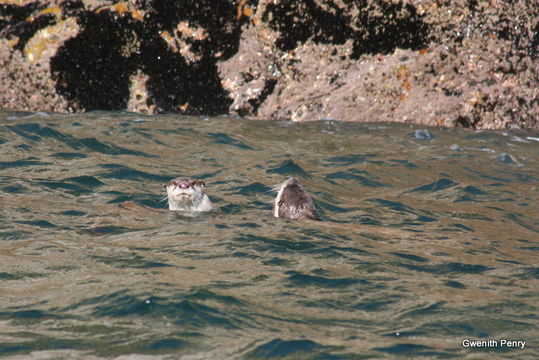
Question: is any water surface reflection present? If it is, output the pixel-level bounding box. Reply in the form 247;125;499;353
0;111;538;358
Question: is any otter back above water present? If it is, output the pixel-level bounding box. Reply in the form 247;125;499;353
0;111;538;359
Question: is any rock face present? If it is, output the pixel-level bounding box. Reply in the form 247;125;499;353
1;0;538;129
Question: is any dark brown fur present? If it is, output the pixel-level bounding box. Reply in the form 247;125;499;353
275;177;317;220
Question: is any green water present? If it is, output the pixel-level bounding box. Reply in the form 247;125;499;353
0;111;538;359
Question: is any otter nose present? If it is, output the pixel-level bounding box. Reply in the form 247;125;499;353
178;182;190;189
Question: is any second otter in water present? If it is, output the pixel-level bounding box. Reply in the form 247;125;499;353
165;177;214;212
274;177;317;220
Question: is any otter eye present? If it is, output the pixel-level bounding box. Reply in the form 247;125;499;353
200;181;205;187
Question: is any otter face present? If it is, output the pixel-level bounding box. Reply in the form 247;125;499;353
165;177;212;211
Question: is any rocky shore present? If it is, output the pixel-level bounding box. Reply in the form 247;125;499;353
1;0;537;129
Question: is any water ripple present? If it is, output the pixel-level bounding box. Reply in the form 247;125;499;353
1;113;537;359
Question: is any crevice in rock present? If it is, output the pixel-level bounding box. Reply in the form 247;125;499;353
263;0;352;51
350;1;429;57
530;22;538;57
248;78;277;115
48;0;241;114
50;10;136;111
148;0;240;60
263;0;429;59
138;0;239;115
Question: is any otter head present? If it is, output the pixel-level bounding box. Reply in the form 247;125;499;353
165;177;213;211
274;177;317;220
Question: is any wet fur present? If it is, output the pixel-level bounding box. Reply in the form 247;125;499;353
274;177;317;220
166;177;213;212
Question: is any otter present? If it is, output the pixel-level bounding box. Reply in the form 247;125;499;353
273;176;318;220
165;177;214;212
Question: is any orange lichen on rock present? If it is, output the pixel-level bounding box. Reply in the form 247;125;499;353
179;102;189;112
402;78;412;92
96;2;126;14
395;64;411;103
236;0;250;20
95;1;144;20
395;64;409;81
131;9;144;21
26;6;62;22
112;2;129;15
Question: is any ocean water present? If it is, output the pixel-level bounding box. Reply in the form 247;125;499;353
0;111;538;359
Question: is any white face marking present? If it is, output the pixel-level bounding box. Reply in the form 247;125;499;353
273;177;294;218
166;178;213;212
273;187;283;218
167;180;198;199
